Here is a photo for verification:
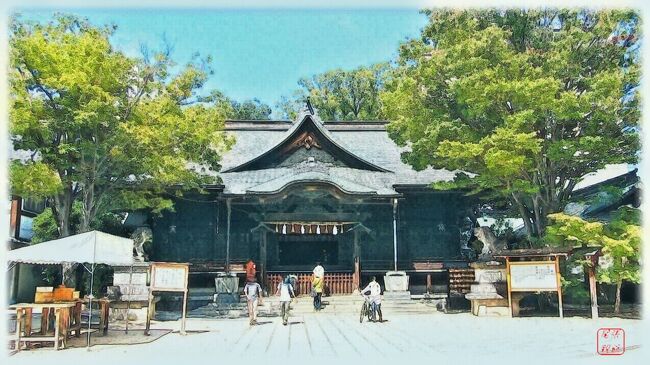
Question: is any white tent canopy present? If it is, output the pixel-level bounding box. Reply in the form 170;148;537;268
6;230;134;266
7;230;134;348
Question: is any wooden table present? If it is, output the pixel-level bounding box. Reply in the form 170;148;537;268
10;302;77;351
82;298;111;335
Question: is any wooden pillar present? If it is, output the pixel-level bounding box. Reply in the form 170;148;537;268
353;229;360;260
426;274;432;294
225;198;232;273
392;198;398;271
144;291;154;336
353;256;360;291
260;230;267;289
180;289;188;335
10;197;21;239
555;256;564;318
506;257;513;317
588;260;599;319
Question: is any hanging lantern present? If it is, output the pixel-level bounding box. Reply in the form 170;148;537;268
301;225;305;234
275;224;279;233
291;224;295;233
282;224;287;235
316;225;321;235
308;225;312;234
333;225;338;235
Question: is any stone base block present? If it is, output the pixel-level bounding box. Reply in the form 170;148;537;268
382;291;412;301
470;298;510;316
384;271;409;291
110;307;148;322
477;305;511;316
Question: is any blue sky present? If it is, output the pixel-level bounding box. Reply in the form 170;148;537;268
18;9;429;112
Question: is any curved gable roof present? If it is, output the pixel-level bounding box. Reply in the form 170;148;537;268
222;113;390;173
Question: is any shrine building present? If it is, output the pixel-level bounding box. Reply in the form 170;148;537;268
136;106;474;298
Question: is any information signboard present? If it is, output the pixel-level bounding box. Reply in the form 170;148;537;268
151;263;188;291
506;258;564;318
509;262;558;291
146;262;189;335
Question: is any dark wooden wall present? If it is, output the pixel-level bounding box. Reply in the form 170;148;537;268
150;191;464;270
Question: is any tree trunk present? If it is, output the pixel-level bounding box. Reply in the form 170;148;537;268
531;195;546;237
80;181;96;233
615;280;622;315
512;193;535;242
53;186;73;238
53;184;78;288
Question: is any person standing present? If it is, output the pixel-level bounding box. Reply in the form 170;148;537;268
245;259;257;283
243;278;263;326
312;274;324;311
313;262;324;278
361;276;383;322
276;276;295;325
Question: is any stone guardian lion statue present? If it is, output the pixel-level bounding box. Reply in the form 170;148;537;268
473;227;508;261
131;227;153;262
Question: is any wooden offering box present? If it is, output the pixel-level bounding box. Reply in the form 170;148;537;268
53;286;74;301
35;287;54;303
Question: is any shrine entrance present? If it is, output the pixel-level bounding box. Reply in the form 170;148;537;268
278;235;339;266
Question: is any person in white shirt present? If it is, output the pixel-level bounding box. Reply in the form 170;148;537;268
276;276;295;325
361;276;383;322
243;279;263;326
313;262;324;278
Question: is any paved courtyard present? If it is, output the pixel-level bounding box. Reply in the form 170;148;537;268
8;312;645;364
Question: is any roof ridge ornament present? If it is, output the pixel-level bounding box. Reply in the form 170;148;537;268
294;98;323;125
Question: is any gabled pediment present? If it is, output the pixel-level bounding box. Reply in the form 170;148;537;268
222;113;390;173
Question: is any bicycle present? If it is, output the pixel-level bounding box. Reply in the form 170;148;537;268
359;295;374;323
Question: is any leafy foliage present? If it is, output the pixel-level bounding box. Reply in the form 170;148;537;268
546;213;604;247
9;14;234;235
9;161;61;198
229;98;272;120
209;91;272;120
278;64;389;120
381;9;640;238
546;208;641;312
31;201;127;294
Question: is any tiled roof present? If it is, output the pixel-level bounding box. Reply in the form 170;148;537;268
217;113;458;196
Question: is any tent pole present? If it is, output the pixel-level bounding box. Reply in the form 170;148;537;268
86;263;95;350
126;263;133;333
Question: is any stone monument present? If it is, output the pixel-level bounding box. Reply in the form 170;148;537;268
465;227;509;316
465;261;509;316
383;271;411;300
214;272;240;304
110;262;151;322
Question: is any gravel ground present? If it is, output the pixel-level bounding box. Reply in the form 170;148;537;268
7;312;645;365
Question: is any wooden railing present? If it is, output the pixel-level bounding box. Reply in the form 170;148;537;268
267;272;355;295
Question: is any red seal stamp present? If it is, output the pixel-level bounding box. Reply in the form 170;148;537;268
597;328;625;355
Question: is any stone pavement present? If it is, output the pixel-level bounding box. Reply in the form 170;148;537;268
8;312;645;364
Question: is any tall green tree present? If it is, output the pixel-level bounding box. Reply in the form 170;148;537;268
381;9;640;239
278;63;388;120
208;91;272;120
10;14;233;237
546;208;641;314
229;98;272;120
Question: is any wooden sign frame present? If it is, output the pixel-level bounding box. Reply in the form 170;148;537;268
509;260;559;292
506;257;563;318
145;262;189;335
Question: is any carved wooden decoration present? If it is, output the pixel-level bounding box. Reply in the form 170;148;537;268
293;132;321;150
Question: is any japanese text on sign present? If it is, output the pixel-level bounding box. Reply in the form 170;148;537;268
151;265;187;291
510;263;557;290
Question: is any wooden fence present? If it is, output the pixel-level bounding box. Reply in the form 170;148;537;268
266;272;355;295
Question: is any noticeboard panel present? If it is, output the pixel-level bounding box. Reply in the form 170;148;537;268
510;262;558;291
150;263;189;292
